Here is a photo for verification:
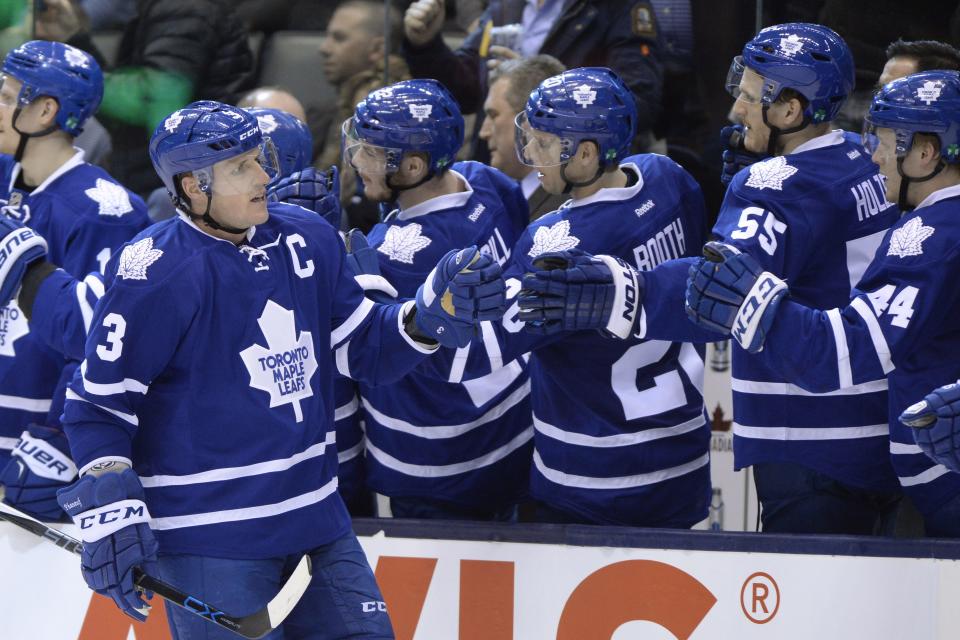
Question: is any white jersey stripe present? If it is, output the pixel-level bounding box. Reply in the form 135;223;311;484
330;297;374;347
65;389;137;426
732;377;888;396
81;362;149;396
850;297;895;374
334;396;359;421
890;441;923;455
898;464;952;487
826;308;853;388
337;440;364;464
150;476;339;530
533;450;708;490
0;436;18;450
0;393;52;413
733;421;888;440
534;413;704;448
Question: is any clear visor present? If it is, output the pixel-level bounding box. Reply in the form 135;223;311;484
0;75;22;108
861;121;900;163
726;56;762;104
514;111;570;168
195;138;280;197
341;117;400;177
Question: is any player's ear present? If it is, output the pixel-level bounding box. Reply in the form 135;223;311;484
917;135;942;167
400;153;428;181
38;96;59;127
178;174;205;207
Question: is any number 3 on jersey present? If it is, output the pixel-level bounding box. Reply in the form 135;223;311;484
96;313;126;361
730;207;787;256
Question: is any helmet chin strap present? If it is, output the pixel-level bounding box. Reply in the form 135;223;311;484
559;162;605;195
760;105;810;157
386;169;435;203
12;106;60;163
183;189;250;236
895;156;944;212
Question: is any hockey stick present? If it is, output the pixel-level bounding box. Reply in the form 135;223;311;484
0;498;312;639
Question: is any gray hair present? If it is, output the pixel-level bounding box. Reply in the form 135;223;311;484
489;54;567;112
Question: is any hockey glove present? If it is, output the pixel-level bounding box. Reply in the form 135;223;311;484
685;241;788;352
900;381;960;473
0;216;47;308
344;229;398;304
0;424;77;521
518;250;643;338
720;125;768;186
269;165;342;229
57;469;159;621
415;246;505;348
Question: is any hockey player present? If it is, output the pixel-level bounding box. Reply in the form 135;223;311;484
901;381;960;475
518;25;904;534
686;70;960;537
341;78;532;519
52;101;505;637
420;67;713;527
0;41;149;522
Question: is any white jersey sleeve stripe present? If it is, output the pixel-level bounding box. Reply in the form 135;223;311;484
890;441;923;455
80;362;149;396
330;297;374;347
335;343;350;378
0;436;19;450
0;393;52;413
334;396;359;421
733;421;888;440
534;450;708;490
395;300;438;354
447;345;469;383
826;308;853;388
898;464;952;487
337;440;364;464
732;377;888;396
481;320;503;370
65;388;138;426
850;296;895;374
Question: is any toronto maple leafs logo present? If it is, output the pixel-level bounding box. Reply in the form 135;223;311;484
256;114;279;134
239;300;318;423
572;84;597;108
1;191;30;223
527;219;580;258
887;216;935;258
116;238;163;280
0;301;29;357
745;156;798;191
409;104;433;122
164;111;184;133
779;34;804;57
63;46;89;68
85;179;133;217
917;80;943;105
377;223;432;264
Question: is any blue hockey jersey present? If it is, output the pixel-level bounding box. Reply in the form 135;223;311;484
422;154;712;526
759;184;960;515
0;151;148;467
358;162;533;509
642;131;901;493
62;204;440;558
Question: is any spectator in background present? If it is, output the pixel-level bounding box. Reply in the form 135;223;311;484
36;0;255;202
316;0;411;232
238;86;309;123
402;0;663;151
80;0;137;31
479;54;567;220
878;39;960;88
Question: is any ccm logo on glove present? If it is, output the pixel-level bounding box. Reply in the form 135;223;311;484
74;499;152;543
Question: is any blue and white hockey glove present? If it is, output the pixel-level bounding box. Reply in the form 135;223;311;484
344;229;398;304
415;247;505;348
57;469;159;621
720;125;767;186
685;241;788;352
0;216;47;308
900;381;960;473
268;165;342;229
0;424;77;521
517;250;644;338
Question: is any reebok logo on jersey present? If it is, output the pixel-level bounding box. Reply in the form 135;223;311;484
378;223;432;264
887;216;934;258
847;149;861;160
468;203;485;222
409;104;433;122
635;200;655;217
917;80;943;105
745;156;797;191
86;178;134;217
117;237;163;280
527;219;580;258
240;300;318;423
779;34;803;57
573;84;597;108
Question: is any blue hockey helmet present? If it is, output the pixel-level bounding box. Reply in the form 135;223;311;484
515;67;637;169
727;23;854;124
245;107;313;177
343;78;464;178
149;101;280;231
863;70;960;164
0;40;103;137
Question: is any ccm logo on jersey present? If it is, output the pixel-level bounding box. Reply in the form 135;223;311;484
361;601;387;613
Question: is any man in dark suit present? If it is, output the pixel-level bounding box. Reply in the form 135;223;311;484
478;55;568;220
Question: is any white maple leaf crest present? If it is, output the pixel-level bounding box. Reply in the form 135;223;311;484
0;300;29;357
164;111;184;133
85;178;133;217
117;237;163;280
256;114;279;134
63;46;89;68
239;300;317;423
572;84;597;108
409;104;433;122
779;34;803;57
377;223;432;264
527;219;580;258
887;216;935;258
745;156;798;191
917;80;943;105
